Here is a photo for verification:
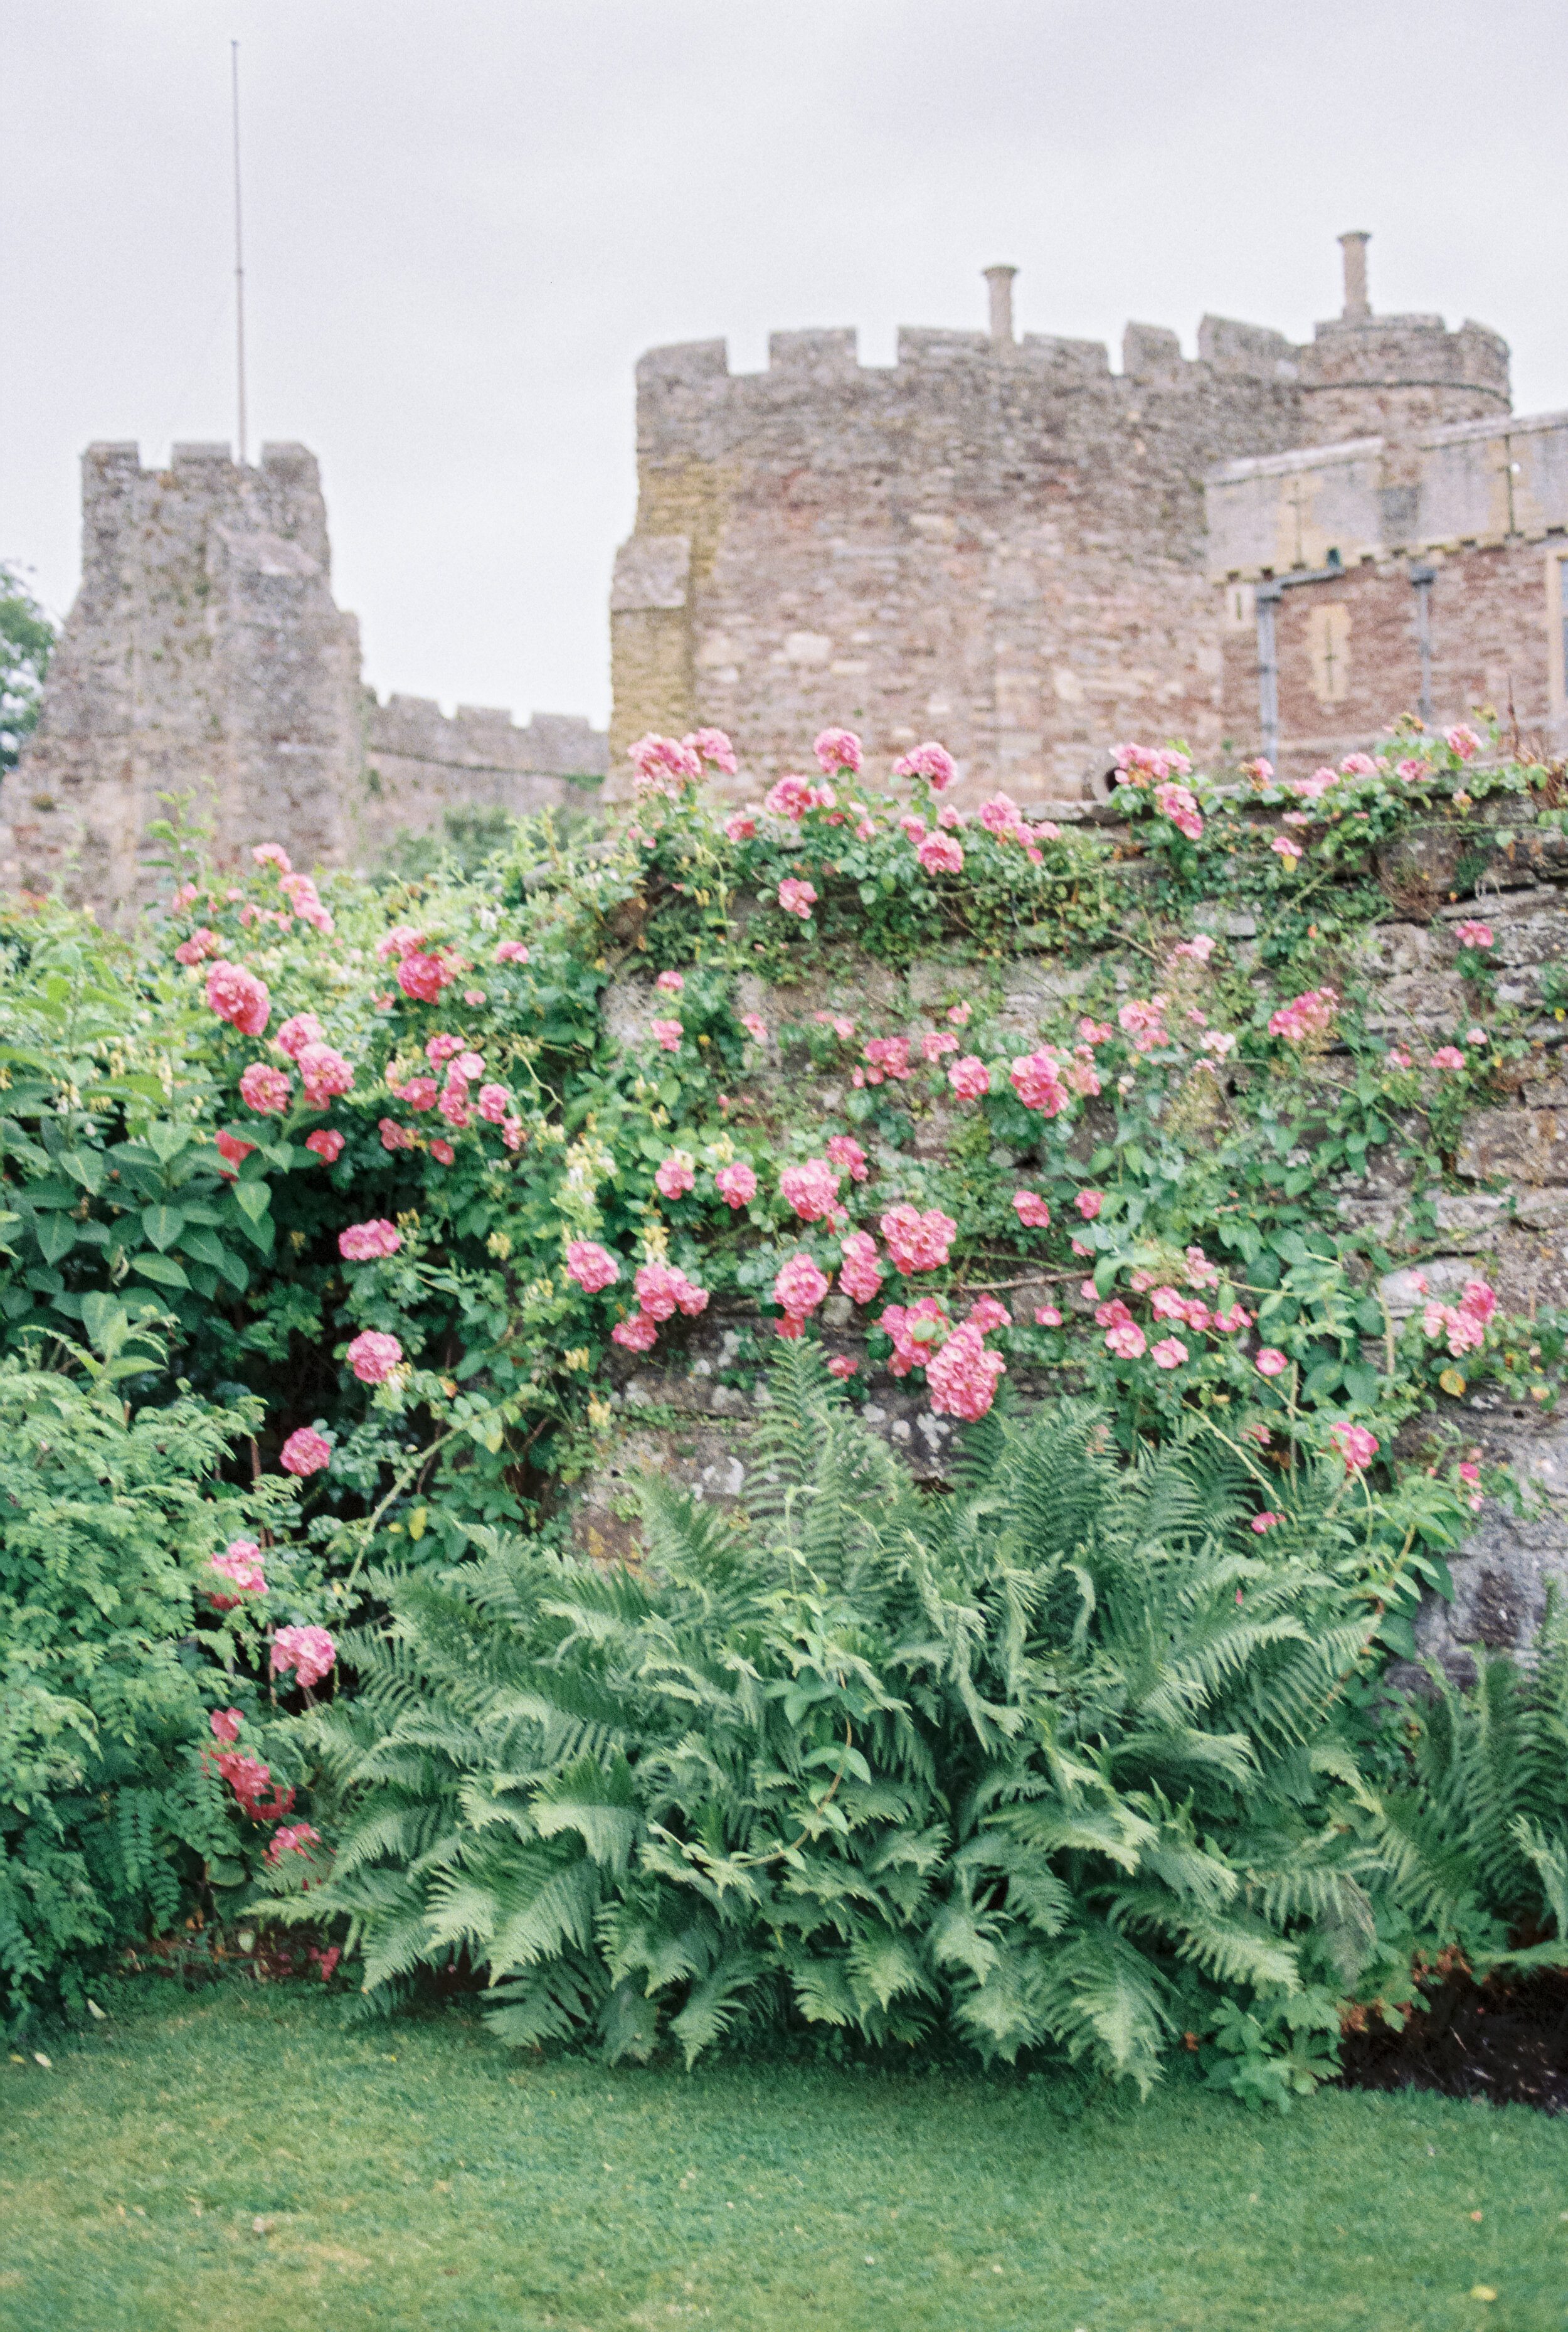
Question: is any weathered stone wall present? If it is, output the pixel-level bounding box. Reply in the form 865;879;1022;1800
608;240;1522;806
2;442;607;918
576;817;1568;1686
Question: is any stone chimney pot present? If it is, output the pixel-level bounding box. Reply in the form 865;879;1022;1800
1338;231;1371;321
983;264;1017;346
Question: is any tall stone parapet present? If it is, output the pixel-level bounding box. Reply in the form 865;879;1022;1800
3;440;364;918
1297;231;1511;447
356;694;606;850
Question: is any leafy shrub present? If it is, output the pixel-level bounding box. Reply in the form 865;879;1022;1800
274;1347;1468;2094
0;1311;314;2025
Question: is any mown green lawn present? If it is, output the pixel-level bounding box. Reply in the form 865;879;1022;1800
1;1981;1565;2331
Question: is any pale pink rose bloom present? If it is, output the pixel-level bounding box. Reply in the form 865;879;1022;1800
633;1261;708;1321
464;988;487;1007
375;924;425;962
279;1425;332;1476
1396;757;1428;782
724;810;760;843
1155;782;1204;840
1010;1048;1069;1115
936;804;964;830
396;1075;438;1111
565;1241;619;1293
655;1151;696;1200
1105;1321;1147;1359
825;1134;867;1181
339;1219;401;1262
764;774;818;823
926;1323;1006;1422
206;961;270;1036
655;969;685;993
685;727;738;774
477;1083;511;1125
629;733;702;794
1149;1286;1187;1322
265;1821;322;1865
948;1055;990;1103
1268;988;1338;1043
778;878;817;918
1254;1349;1288;1377
240;1061;292;1114
975;792;1021;837
948;1002;972;1027
1340;753;1379;777
209;1707;243;1744
863;1036;911;1083
876;1296;951;1377
1454;921;1493;949
275;1011;326;1059
1118;997;1169;1053
1328;1421;1379;1472
1251;1513;1281;1534
1012;1190;1051;1229
270;1624;337;1689
1444;725;1482;761
611;1311;659;1352
1385;1046;1414;1070
501;1117;524;1152
438;1088;472;1129
827;1354;859;1379
899;813;927;845
1034;1304;1063;1328
172;882;201;908
922;1030;960;1062
1076;1190;1103;1220
916;831;964;875
174;927;223;966
252;842;292;872
211;1540;267;1595
813;727;862;775
891;741;956;791
396;952;450;1003
1271;835;1303;867
494;938;531;964
780;1157;842;1222
1430;1046;1466;1072
1151;1336;1189;1370
426;1033;465;1063
650;1018;684;1052
297;1043;354;1107
304;1129;344;1163
714;1162;757;1210
1168;933;1216;966
1071;1238;1092;1258
347;1330;403;1385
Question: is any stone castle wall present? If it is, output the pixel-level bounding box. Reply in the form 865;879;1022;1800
3;442;606;919
608;240;1518;806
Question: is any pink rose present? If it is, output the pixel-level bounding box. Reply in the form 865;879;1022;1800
1254;1348;1288;1378
1105;1321;1147;1360
611;1311;659;1352
205;961;270;1037
891;741;955;791
209;1707;244;1744
633;1260;708;1321
777;878;818;919
948;1051;993;1103
279;1426;332;1477
780;1157;842;1222
686;727;738;774
430;1139;455;1165
211;1539;267;1596
714;1162;757;1210
1010;1049;1069;1115
813;727;862;775
1268;988;1338;1045
297;1043;354;1108
559;1242;617;1296
655;969;685;994
1012;1190;1051;1229
239;1061;292;1115
968;1296;1011;1336
494;938;531;964
1430;1046;1466;1073
948;1001;972;1027
1151;1336;1189;1370
1076;1190;1103;1221
740;1012;768;1043
926;1322;1005;1422
827;1355;859;1379
879;1204;956;1275
650;1018;684;1052
775;1252;831;1320
346;1330;403;1384
274;1011;325;1060
270;1624;337;1690
302;1131;344;1165
396;1075;438;1111
825;1134;867;1181
252;842;292;872
765;775;820;823
916;831;964;875
339;1218;401;1262
1034;1304;1063;1328
725;811;759;843
174;927;223;966
1445;725;1482;761
477;1083;511;1125
1251;1513;1282;1534
379;1118;416;1151
655;1151;696;1200
838;1230;884;1306
1328;1421;1379;1473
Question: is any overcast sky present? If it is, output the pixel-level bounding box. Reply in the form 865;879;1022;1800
4;0;1565;733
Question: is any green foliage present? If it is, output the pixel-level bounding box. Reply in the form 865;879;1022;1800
0;562;53;773
0;1312;307;2025
277;1347;1434;2095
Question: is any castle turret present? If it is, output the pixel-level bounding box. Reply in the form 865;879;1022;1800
1298;230;1511;445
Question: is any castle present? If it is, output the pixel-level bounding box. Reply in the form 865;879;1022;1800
610;233;1568;802
9;233;1567;914
3;440;605;919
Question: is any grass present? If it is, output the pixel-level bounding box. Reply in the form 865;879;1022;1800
1;1981;1565;2331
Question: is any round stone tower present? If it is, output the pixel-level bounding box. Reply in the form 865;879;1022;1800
1298;231;1510;445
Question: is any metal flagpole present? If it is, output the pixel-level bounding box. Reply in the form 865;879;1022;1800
231;40;247;466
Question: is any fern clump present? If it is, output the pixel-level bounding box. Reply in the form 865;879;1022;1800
277;1347;1557;2094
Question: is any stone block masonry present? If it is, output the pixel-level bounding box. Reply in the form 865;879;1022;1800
609;236;1520;807
3;442;606;920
